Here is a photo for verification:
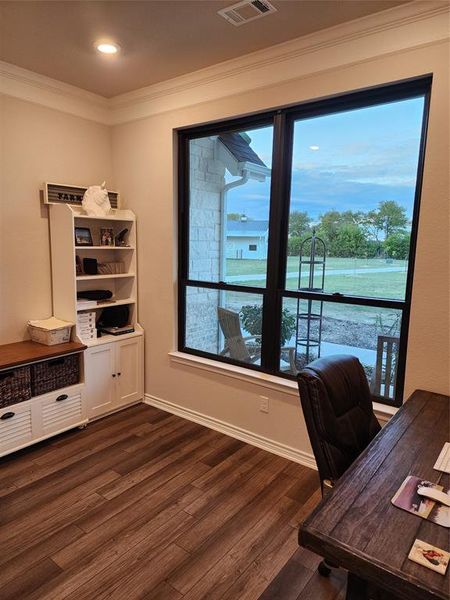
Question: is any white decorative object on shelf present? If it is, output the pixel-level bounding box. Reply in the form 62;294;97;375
82;182;111;217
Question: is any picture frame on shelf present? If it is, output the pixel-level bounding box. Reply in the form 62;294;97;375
74;227;93;246
100;227;114;246
115;228;129;247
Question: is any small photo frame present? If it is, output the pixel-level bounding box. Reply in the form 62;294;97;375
100;227;114;247
75;227;93;246
408;539;450;575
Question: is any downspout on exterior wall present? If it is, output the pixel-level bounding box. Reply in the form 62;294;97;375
219;172;249;281
218;172;249;350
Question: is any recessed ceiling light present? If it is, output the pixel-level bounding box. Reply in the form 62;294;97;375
96;42;120;55
309;145;320;151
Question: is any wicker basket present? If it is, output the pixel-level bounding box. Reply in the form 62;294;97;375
0;366;32;408
31;354;80;396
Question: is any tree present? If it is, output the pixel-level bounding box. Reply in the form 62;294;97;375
363;201;408;240
287;234;312;256
227;213;243;221
289;211;311;238
316;210;342;245
378;201;408;238
384;232;410;260
341;210;365;226
287;236;302;257
330;224;368;258
316;210;362;251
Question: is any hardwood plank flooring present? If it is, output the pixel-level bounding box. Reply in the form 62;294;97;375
0;403;347;599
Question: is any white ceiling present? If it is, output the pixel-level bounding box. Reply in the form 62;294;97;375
0;0;411;98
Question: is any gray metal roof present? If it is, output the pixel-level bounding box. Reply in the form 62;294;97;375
227;220;268;236
218;132;267;168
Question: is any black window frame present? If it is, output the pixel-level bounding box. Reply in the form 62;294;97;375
178;76;432;407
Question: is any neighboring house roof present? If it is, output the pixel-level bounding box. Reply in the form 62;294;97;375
227;220;269;237
218;132;267;168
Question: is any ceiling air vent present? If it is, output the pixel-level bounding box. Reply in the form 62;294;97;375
218;0;277;27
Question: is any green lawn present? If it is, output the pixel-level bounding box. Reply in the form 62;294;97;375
225;257;407;300
226;256;407;277
224;256;405;329
285;270;406;299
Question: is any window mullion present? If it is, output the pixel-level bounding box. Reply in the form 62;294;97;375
282;289;406;310
178;132;190;350
261;112;293;372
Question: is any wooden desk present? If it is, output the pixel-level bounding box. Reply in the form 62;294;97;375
300;390;450;600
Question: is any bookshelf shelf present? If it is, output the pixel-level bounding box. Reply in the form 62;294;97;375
77;298;136;312
75;246;135;251
76;273;135;281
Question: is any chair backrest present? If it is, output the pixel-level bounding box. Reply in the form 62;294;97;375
217;307;251;362
297;354;381;484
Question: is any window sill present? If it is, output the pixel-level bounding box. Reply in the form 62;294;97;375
168;351;399;424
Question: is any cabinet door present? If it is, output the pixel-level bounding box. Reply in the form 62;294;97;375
0;402;33;457
85;344;116;419
41;389;85;436
116;337;143;408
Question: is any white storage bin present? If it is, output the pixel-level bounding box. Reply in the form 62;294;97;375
28;317;74;346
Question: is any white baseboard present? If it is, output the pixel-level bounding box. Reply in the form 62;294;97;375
144;394;317;471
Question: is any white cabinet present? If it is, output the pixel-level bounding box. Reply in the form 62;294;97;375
84;335;143;419
0;383;87;458
0;401;33;456
48;201;145;424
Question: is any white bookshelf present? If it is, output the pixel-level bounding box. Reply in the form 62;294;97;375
49;204;143;347
49;202;144;420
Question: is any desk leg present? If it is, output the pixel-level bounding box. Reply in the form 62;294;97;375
346;573;369;600
346;573;400;600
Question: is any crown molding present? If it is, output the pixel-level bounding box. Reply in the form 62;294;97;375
1;1;448;126
0;61;110;124
109;0;449;124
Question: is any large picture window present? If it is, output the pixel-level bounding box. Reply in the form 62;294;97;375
178;78;431;406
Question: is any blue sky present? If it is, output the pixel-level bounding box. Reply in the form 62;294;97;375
227;96;425;224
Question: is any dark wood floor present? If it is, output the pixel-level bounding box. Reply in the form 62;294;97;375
0;403;347;599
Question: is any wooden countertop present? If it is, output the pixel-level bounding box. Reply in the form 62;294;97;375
0;340;87;371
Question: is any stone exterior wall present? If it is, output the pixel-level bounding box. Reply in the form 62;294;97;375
186;137;225;354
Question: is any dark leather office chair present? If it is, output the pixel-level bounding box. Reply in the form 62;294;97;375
297;354;381;576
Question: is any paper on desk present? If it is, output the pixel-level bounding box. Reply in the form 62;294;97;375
434;442;450;474
392;476;450;528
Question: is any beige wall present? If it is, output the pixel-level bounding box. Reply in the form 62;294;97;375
0;33;448;461
0;96;113;343
112;41;449;455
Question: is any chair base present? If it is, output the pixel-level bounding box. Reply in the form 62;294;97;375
318;559;339;577
318;560;332;577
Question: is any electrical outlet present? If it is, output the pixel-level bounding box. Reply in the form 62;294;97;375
259;396;269;413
